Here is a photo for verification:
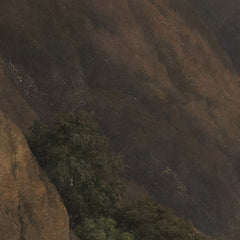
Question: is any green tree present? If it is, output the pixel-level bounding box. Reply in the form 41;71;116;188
75;217;134;240
115;200;206;240
28;112;122;226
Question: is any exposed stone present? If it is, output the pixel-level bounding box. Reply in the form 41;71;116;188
0;111;71;240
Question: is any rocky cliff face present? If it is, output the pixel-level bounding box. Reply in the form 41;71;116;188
0;110;72;239
1;0;240;239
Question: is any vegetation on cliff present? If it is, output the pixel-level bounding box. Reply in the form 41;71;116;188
28;111;207;240
2;1;240;237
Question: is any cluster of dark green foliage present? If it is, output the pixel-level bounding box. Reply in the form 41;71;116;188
115;201;205;240
28;112;122;226
27;111;207;240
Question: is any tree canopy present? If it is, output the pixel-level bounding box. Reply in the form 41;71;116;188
28;112;122;226
27;111;208;240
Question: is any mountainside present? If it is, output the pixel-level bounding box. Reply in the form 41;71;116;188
187;0;240;72
1;0;240;239
0;58;37;133
0;110;72;240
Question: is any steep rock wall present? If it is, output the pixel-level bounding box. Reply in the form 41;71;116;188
0;110;71;240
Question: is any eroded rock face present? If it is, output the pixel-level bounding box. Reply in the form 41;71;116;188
0;111;70;240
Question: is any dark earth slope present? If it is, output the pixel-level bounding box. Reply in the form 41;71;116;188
0;57;37;132
1;0;240;239
187;0;240;72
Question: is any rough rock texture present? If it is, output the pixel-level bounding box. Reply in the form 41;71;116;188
0;110;71;240
1;0;240;239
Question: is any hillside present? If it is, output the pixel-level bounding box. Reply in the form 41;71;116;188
0;58;37;132
187;0;240;72
1;0;240;239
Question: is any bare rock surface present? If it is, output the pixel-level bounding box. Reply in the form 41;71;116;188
0;110;71;240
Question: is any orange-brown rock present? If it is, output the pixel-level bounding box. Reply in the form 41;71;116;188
0;110;71;240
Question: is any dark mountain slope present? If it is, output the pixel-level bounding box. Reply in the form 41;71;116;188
187;0;240;72
1;0;240;238
0;58;37;132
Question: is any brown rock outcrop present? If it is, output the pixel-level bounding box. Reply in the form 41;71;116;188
0;110;71;240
